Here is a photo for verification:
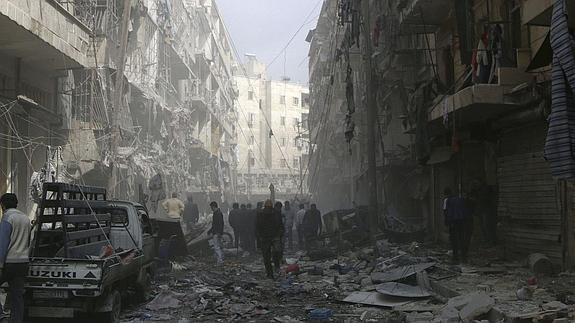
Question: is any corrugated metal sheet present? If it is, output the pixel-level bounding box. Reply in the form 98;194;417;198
498;125;562;264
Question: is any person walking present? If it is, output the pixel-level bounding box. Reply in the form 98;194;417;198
183;194;200;226
256;200;284;279
228;203;241;249
207;201;224;265
295;204;306;248
283;201;295;250
303;204;322;249
244;203;257;252
443;188;473;264
0;193;31;323
162;192;185;220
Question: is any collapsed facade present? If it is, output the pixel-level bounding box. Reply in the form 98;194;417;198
234;55;310;202
0;0;238;217
308;0;575;269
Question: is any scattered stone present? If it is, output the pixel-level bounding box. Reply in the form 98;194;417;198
146;290;182;310
360;277;372;287
552;318;570;323
542;301;568;311
516;286;534;300
438;306;460;323
405;311;434;323
459;293;495;322
376;239;390;256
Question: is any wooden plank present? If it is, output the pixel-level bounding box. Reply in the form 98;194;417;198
41;199;112;209
63;214;111;223
66;227;110;241
42;183;107;196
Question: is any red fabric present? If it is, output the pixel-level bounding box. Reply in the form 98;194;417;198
285;264;300;274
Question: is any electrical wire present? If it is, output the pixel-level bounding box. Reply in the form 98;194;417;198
265;0;323;71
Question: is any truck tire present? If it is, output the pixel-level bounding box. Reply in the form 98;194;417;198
135;271;152;302
101;290;122;323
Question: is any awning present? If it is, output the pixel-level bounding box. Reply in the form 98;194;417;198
427;146;454;165
526;32;552;72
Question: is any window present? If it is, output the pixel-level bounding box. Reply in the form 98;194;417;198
280;116;286;126
293;158;299;168
248;150;255;167
302;93;310;108
248;91;254;100
301;113;309;129
249;135;255;145
280;159;287;168
293;97;299;106
293;118;299;127
280;138;286;146
280;95;286;104
248;113;255;128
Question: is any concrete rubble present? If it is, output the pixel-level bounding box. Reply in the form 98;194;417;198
117;238;575;322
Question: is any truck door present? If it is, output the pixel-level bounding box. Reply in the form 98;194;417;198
138;209;156;263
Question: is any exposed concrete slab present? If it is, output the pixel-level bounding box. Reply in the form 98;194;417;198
0;0;90;71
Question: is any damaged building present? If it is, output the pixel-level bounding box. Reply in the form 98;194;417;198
234;54;310;202
308;0;575;269
0;0;239;217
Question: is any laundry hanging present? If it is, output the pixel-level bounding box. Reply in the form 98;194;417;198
544;0;575;179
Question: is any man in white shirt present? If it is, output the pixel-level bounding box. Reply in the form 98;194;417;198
295;204;306;249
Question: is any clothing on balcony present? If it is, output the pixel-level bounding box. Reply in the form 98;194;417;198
545;0;575;179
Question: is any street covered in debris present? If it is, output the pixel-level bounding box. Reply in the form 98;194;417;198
120;232;575;322
3;0;575;322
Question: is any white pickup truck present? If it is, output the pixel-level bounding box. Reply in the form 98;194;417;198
25;183;157;322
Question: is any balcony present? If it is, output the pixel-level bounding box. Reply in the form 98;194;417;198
429;67;534;123
190;80;210;107
398;0;452;34
0;0;91;71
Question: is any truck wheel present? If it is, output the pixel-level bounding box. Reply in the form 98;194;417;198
135;271;152;302
101;290;122;323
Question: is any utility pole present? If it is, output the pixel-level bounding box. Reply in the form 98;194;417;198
362;0;379;240
108;0;132;197
247;150;252;200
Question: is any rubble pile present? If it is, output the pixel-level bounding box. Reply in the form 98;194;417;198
121;240;575;322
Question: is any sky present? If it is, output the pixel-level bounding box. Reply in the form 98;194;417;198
216;0;322;85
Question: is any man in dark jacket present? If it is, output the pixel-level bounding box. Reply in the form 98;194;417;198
443;188;473;263
207;201;224;265
183;194;200;226
242;203;256;252
228;203;241;248
303;204;322;249
256;200;284;279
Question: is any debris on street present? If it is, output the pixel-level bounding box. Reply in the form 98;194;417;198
119;237;575;322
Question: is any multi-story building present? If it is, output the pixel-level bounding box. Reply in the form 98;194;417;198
309;0;575;268
235;55;310;201
0;0;238;217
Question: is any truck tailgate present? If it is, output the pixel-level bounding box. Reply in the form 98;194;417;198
27;258;104;292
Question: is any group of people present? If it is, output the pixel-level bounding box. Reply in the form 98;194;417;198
210;199;322;279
